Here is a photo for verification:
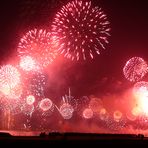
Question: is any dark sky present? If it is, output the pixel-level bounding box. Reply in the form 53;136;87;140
0;0;148;97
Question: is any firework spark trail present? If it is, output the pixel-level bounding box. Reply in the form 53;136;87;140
51;0;110;60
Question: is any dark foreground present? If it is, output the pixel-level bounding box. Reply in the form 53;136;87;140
1;132;148;147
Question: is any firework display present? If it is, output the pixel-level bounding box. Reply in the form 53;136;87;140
0;65;21;91
56;89;76;120
1;0;148;136
0;64;23;114
89;97;103;113
113;110;123;122
133;81;148;96
126;111;137;121
131;106;141;117
19;56;39;72
99;108;109;121
133;115;148;130
23;71;47;98
26;95;35;105
1;85;22;100
105;116;127;131
123;57;148;82
0;96;22;113
59;103;74;119
77;96;90;113
82;108;93;119
51;0;110;60
133;81;148;114
39;98;54;113
29;73;46;97
17;29;57;68
21;104;35;116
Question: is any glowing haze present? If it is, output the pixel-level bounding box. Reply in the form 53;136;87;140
133;81;148;114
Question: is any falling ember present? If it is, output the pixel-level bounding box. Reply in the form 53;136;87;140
82;108;93;119
21;104;34;115
28;72;47;97
26;95;35;105
51;0;110;60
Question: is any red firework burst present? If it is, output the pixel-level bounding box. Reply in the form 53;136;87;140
51;0;110;60
39;98;54;112
82;108;93;119
59;103;74;119
17;29;57;68
123;57;148;82
26;95;35;105
19;56;39;71
0;65;21;91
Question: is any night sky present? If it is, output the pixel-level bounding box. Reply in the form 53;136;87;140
0;0;148;98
